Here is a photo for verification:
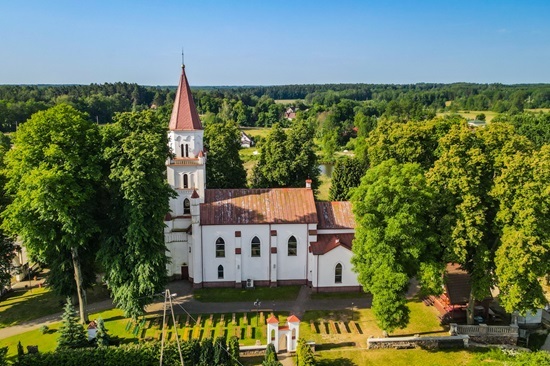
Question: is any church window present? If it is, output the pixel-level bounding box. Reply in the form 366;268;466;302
183;174;189;188
180;144;184;158
288;236;297;256
183;198;190;215
218;265;224;279
216;237;225;258
251;236;261;257
185;144;189;157
335;263;342;283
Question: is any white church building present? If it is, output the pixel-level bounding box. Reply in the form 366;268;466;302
164;66;361;292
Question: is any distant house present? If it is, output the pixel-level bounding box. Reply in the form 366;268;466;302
240;132;254;148
467;120;487;128
285;107;297;120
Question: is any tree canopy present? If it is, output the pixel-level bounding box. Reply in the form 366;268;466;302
204;117;247;188
100;110;173;319
2;104;103;323
351;159;442;332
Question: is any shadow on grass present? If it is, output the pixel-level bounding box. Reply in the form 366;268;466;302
317;357;357;366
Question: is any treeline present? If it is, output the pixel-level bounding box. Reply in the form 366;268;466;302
0;83;175;131
3;81;550;132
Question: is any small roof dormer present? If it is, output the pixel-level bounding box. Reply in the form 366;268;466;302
169;65;203;131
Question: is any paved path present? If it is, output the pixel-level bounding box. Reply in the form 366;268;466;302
0;282;372;339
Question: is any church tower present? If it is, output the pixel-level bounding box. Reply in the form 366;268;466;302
164;64;205;279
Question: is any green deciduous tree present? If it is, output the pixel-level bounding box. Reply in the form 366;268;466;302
427;123;533;323
491;146;550;313
204;117;247;188
252;120;319;190
329;157;364;201
351;159;443;332
2;104;102;323
100;110;173;319
57;298;88;350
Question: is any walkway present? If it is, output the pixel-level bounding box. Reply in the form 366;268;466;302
0;282;372;340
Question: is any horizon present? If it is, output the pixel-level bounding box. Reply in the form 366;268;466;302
1;0;549;85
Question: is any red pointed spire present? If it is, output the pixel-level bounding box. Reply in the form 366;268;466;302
169;66;203;131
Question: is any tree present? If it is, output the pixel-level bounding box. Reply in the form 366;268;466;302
95;316;110;347
491;146;550;313
286;117;320;189
227;336;240;366
100;110;173;319
213;336;228;365
263;343;279;365
351;160;443;332
329;157;364;201
296;338;315;366
427;123;533;323
252;124;291;188
252;120;320;190
204;117;247;188
57;297;88;349
2;104;102;323
199;338;214;366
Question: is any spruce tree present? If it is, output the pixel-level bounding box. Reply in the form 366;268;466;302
95;316;109;347
228;336;240;366
57;297;88;349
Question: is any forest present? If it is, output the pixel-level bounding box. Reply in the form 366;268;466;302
1;82;550;132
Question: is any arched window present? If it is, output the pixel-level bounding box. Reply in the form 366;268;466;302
216;237;225;258
180;144;184;158
185;144;189;157
183;174;189;188
183;198;190;215
288;236;297;256
335;263;343;283
251;236;261;257
218;265;224;279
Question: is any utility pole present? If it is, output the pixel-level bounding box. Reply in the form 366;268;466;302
159;289;184;366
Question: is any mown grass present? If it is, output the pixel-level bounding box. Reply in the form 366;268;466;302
315;348;476;366
193;286;300;302
0;284;110;329
436;110;499;122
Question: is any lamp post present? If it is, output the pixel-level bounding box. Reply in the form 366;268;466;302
254;299;261;327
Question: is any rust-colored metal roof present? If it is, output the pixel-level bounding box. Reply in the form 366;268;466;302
310;234;354;255
201;189;318;225
315;201;355;229
445;263;471;305
169;66;203;131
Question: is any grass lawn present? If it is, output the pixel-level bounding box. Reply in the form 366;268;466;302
0;284;110;329
274;99;302;105
193;286;300;302
310;291;370;301
315;348;476;365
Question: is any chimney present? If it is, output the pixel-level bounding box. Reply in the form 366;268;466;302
305;179;312;189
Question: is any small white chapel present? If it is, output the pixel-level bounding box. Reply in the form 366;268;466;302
164;65;361;292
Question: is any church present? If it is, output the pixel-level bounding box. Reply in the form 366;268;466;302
164;65;361;292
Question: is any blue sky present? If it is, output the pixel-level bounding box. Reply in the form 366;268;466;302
1;0;549;85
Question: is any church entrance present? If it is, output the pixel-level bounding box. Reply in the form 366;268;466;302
278;334;288;352
181;265;189;280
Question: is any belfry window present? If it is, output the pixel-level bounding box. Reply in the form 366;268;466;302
183;174;189;188
335;263;343;283
183;198;190;215
218;265;224;279
251;236;261;257
216;237;225;258
288;236;297;256
185;144;189;157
